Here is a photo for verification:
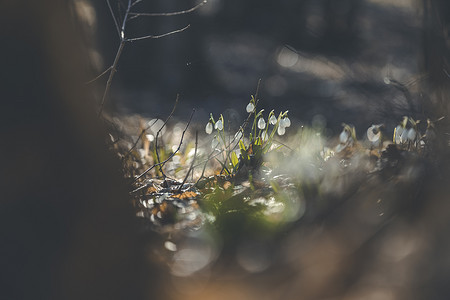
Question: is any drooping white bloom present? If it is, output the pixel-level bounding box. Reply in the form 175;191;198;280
258;117;266;130
367;125;381;142
394;125;404;144
246;102;255;113
269;114;277;125
277;125;286;136
282;116;291;127
205;122;213;134
400;127;408;143
261;131;268;141
339;129;349;143
406;128;416;141
214;119;223;131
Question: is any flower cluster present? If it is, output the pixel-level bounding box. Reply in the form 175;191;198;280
205;97;291;138
393;116;418;145
204;95;291;175
205;114;224;135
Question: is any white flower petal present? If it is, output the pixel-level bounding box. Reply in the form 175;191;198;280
269;115;277;125
407;128;416;141
258;117;266;130
394;125;404;144
277;125;286;136
367;125;380;142
339;130;349;143
283;117;291;127
246;103;255;113
215;120;223;131
400;128;408;143
261;131;268;141
205;122;213;134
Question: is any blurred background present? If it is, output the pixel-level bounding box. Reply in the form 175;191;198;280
5;1;447;299
84;0;447;135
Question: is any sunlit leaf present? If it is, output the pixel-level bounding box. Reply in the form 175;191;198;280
231;151;239;168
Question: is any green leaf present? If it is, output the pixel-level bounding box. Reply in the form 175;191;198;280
231;151;239;168
239;139;246;151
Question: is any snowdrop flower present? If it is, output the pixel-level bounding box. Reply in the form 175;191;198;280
394;125;404;144
406;128;416;141
339;129;350;143
281;116;291;128
269;114;277;125
258;117;266;130
261;131;268;141
277;125;286;136
366;124;381;142
214;119;223;131
205;122;213;134
246;102;255;113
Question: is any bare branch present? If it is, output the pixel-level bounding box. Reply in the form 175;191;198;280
129;0;207;18
99;1;193;117
106;0;121;38
85;66;112;84
124;24;191;42
98;41;125;116
121;0;132;37
133;109;196;183
131;0;142;8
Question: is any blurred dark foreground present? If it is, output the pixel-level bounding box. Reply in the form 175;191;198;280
1;1;450;300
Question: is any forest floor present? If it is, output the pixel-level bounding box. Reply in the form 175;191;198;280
105;0;450;299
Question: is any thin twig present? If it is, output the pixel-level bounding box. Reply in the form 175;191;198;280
98;40;125;116
99;1;194;117
123;119;159;161
107;0;121;38
129;0;207;18
131;0;142;8
178;131;198;192
196;148;217;184
444;68;450;79
133;109;195;183
121;0;132;38
155;95;179;177
272;139;294;151
124;24;191;42
86;66;112;84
